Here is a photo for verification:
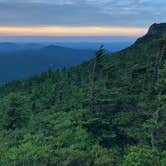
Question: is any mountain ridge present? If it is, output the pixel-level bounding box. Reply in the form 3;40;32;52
147;23;166;36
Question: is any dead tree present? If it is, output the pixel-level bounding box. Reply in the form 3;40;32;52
151;39;166;148
90;45;105;112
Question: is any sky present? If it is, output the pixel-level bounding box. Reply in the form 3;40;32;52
0;0;165;42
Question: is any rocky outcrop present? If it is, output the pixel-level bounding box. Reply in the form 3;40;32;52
147;23;166;36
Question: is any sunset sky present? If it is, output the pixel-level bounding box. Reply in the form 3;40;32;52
0;0;165;41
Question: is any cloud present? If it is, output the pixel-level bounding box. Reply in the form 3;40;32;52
0;0;165;27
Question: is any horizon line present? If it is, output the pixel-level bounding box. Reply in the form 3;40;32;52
0;26;147;37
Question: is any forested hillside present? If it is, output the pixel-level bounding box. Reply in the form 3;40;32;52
0;23;165;165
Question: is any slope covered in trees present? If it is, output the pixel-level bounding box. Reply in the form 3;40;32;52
0;23;166;165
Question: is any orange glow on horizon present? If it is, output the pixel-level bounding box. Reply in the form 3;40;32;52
0;26;147;36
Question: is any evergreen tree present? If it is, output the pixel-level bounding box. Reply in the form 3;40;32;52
2;93;30;130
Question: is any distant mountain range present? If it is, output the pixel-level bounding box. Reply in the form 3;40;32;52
0;41;133;83
0;45;94;83
49;42;133;52
0;41;133;52
0;43;44;52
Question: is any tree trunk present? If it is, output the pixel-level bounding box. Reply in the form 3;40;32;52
90;59;97;112
151;41;166;148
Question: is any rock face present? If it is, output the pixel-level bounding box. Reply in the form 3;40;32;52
147;23;166;36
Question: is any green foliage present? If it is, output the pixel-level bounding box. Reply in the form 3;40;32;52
123;146;164;166
1;93;30;130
